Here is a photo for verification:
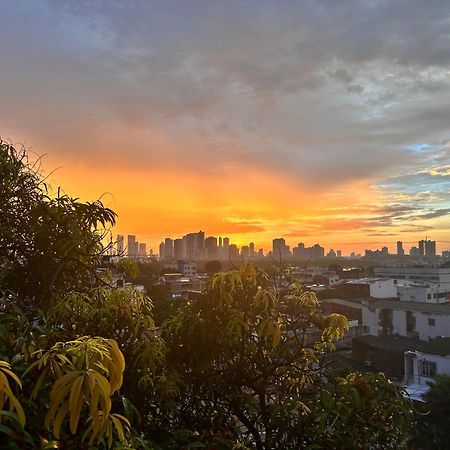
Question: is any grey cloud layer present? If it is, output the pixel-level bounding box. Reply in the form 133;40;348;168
1;0;450;197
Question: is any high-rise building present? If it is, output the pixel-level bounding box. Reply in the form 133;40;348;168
397;241;404;256
164;238;174;259
218;237;223;247
293;243;324;260
425;240;437;258
196;231;205;259
138;242;147;256
249;242;255;257
418;240;425;257
410;246;420;256
174;238;185;259
205;236;218;259
229;244;239;258
159;242;165;260
117;234;124;255
273;238;290;259
223;237;230;247
183;231;205;260
127;235;139;257
241;245;250;258
337;250;342;258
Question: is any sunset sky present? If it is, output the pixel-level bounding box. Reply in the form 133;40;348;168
1;0;450;254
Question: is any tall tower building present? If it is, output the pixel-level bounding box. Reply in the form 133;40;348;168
418;240;425;257
138;242;147;256
174;238;185;259
273;238;290;259
249;242;255;257
127;235;138;257
205;236;218;259
164;238;174;259
159;242;165;260
397;241;404;256
196;231;205;259
425;240;437;258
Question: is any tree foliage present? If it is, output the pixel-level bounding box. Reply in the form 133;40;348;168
411;374;450;450
158;263;411;449
0;139;116;312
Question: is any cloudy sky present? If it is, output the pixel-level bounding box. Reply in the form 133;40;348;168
1;0;450;253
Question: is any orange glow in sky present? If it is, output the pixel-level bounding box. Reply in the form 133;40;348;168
1;1;450;255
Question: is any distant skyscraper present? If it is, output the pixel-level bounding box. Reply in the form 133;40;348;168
410;246;420;256
418;240;425;257
241;245;250;258
117;234;124;255
174;238;185;259
273;238;290;259
397;241;404;256
425;240;436;258
205;236;218;259
249;242;255;257
219;237;223;247
229;244;239;258
223;237;230;247
159;242;165;260
164;238;174;259
138;242;147;256
337;250;342;258
127;235;138;257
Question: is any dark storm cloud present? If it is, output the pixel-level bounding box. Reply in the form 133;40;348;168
1;0;450;194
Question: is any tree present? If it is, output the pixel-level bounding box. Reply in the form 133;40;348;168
159;263;411;449
204;260;222;276
0;139;116;314
411;374;450;449
0;141;148;448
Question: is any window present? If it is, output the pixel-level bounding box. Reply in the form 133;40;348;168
427;293;431;300
420;360;437;378
428;318;435;326
406;311;416;333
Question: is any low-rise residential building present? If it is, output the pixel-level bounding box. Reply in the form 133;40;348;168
163;260;197;277
403;337;450;401
374;266;450;293
353;335;423;380
341;278;397;299
397;280;448;304
159;273;208;299
362;298;450;340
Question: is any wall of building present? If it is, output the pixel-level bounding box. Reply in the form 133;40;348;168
405;351;450;386
369;279;397;298
363;304;450;340
374;267;450;291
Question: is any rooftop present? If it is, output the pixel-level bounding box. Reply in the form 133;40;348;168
346;278;390;285
365;298;450;314
354;335;450;356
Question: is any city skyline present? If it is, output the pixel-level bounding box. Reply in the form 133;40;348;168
1;1;450;251
118;231;448;259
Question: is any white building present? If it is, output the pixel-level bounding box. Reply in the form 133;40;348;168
344;278;397;298
374;266;450;293
362;299;450;341
403;338;450;401
397;280;448;304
